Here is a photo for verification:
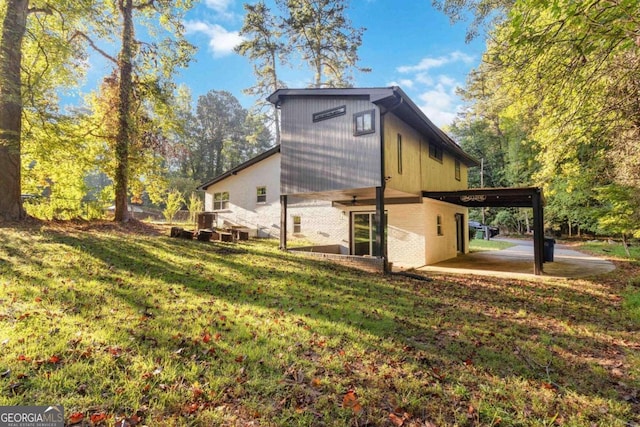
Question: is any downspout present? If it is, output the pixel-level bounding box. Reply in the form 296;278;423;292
378;95;403;273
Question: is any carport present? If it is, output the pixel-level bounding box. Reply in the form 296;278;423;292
423;187;545;275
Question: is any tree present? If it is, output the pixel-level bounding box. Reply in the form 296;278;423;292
278;0;369;88
194;90;247;178
84;0;195;222
0;0;30;221
595;184;640;257
431;0;512;41
236;1;287;144
439;0;640;234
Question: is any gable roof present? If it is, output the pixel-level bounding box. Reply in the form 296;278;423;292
197;145;280;191
268;87;479;167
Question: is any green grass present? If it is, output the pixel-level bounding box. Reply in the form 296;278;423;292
469;238;516;252
1;221;639;426
578;240;640;260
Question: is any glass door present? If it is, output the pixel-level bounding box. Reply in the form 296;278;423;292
352;213;373;256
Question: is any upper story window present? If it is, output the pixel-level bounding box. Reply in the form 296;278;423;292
256;186;267;203
293;215;301;233
353;109;375;136
429;143;443;163
436;215;443;236
455;159;461;181
397;133;403;174
213;192;229;210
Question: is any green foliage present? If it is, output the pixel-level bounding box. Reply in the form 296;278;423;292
278;0;369;88
163;189;184;224
446;0;640;236
187;192;203;225
595;184;640;240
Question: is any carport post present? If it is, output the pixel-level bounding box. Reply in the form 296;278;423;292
532;190;544;275
280;195;287;250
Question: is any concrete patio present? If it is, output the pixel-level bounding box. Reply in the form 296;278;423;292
415;238;616;279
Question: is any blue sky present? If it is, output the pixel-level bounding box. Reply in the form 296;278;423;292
83;0;486;127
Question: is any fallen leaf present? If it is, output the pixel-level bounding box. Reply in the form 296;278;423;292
311;378;322;388
202;333;211;343
49;355;61;364
342;390;363;414
389;413;405;426
68;412;84;424
90;412;107;423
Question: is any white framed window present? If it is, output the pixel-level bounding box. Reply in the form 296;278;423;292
256;186;267;203
437;215;443;236
213;192;229;210
293;215;301;233
353;109;375;136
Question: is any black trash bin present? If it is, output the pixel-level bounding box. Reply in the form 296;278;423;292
543;237;556;262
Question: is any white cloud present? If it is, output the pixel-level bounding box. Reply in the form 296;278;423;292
396;50;475;73
437;75;458;87
386;79;414;89
417;86;460;126
204;0;234;13
185;20;244;57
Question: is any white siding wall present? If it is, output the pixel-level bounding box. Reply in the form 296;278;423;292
386;203;427;268
204;154;282;238
289;198;349;252
423;198;469;265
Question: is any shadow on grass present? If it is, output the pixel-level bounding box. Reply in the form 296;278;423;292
2;225;639;424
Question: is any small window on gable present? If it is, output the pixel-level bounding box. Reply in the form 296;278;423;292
256;186;267;203
354;109;375;136
455;159;461;181
397;133;403;174
293;215;301;234
436;215;443;236
429;143;443;163
213;192;229;210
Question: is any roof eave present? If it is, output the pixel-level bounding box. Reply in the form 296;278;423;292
198;145;281;190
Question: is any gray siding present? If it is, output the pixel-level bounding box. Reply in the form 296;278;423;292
280;96;381;195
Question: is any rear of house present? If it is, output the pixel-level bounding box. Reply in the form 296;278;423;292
200;87;479;269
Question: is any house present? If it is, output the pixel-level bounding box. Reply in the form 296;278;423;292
199;86;479;270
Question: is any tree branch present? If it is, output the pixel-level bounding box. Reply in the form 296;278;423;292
70;31;118;64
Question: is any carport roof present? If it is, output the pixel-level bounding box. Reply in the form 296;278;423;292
423;187;542;208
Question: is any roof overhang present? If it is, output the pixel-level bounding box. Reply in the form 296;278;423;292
198;145;280;190
423;187;543;208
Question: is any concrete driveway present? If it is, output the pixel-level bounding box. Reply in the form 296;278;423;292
418;238;615;279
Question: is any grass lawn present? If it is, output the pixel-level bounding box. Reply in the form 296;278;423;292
1;221;639;426
468;239;516;252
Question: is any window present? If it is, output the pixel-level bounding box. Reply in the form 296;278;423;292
256;186;267;203
455;159;461;181
436;215;443;236
397;133;403;174
429;143;443;162
353;109;375;136
213;192;229;210
293;216;301;233
313;105;346;122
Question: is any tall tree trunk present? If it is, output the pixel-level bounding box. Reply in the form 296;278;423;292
114;0;134;222
0;0;28;221
270;52;281;144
